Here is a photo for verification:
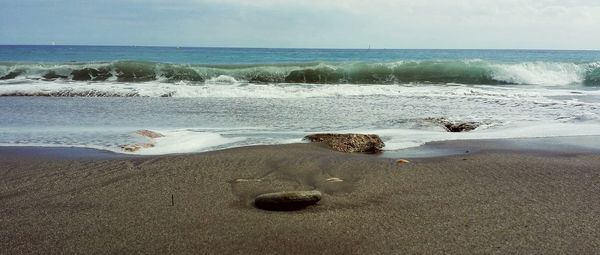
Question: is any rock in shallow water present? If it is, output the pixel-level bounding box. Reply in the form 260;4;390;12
119;143;154;152
254;190;322;211
444;122;480;132
136;129;164;139
304;133;385;153
427;117;480;132
119;130;164;152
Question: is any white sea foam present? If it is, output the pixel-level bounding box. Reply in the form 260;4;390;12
1;78;599;155
129;121;600;154
205;75;239;84
2;120;600;155
491;62;585;85
374;122;600;151
2;79;600;99
125;130;245;155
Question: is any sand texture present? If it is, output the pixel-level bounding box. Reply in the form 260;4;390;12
1;143;600;254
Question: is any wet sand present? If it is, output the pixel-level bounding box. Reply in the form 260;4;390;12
1;141;600;254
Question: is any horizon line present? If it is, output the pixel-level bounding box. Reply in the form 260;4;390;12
0;44;599;51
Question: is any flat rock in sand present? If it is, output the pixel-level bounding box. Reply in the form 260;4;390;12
304;133;385;153
254;190;322;211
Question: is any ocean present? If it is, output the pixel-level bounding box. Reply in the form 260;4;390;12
1;45;599;154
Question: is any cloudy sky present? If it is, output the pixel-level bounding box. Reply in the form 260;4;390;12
1;0;599;49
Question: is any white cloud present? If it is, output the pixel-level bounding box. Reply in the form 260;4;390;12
2;0;599;48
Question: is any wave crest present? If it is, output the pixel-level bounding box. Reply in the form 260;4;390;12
1;60;599;86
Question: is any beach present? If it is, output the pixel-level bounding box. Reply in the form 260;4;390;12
3;1;600;254
2;140;599;254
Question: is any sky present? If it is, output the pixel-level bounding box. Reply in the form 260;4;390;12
1;0;599;49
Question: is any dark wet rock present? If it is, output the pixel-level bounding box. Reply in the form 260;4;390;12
444;122;479;132
0;70;25;80
71;68;112;81
254;190;321;211
304;133;385;153
427;117;480;132
42;71;68;80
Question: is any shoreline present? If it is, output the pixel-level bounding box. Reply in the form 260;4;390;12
1;138;599;253
2;135;599;160
383;135;600;158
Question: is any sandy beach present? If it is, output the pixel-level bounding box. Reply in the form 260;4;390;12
1;140;600;254
3;1;600;254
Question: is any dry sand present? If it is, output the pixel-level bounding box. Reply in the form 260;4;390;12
1;141;600;254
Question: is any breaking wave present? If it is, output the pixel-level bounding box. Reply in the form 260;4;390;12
1;60;599;86
3;80;600;98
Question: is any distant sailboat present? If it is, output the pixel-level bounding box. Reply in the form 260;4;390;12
51;42;56;46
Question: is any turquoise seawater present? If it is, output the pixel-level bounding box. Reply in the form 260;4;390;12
2;45;600;64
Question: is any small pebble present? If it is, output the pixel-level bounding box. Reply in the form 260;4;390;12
232;178;262;183
326;177;344;183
